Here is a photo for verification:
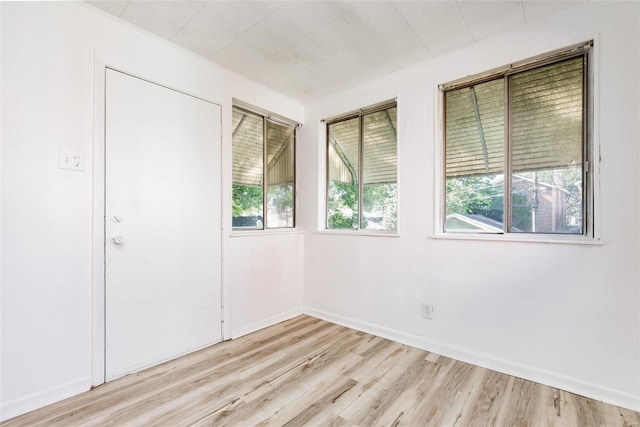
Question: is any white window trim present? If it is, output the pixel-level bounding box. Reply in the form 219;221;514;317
315;230;400;238
432;40;602;245
230;229;305;238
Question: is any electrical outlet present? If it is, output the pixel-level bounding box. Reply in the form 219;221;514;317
59;150;84;171
421;303;434;319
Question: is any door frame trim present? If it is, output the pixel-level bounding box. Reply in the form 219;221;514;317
91;58;107;387
91;59;225;387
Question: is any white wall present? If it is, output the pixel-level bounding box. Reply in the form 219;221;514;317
0;2;303;420
0;1;3;416
228;233;304;339
300;2;640;411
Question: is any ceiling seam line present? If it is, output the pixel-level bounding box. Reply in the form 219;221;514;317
454;1;476;41
390;2;433;57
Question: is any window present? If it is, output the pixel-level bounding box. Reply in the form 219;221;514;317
232;106;296;230
326;102;398;231
443;42;591;236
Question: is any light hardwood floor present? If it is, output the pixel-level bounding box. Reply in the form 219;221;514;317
3;315;639;426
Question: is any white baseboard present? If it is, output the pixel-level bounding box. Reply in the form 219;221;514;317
303;306;640;413
0;376;91;422
230;308;303;339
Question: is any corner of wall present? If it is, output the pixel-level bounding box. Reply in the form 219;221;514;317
230;308;303;340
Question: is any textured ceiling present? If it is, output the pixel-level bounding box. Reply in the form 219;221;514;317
87;0;586;102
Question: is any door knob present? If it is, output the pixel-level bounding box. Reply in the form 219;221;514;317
112;214;123;223
112;235;124;244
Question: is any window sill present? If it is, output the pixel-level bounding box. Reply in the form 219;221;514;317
230;229;304;238
315;230;400;238
429;233;603;246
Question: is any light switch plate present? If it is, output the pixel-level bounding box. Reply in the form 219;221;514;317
59;150;84;171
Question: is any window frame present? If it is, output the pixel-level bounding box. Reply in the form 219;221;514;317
438;41;596;240
324;100;399;233
231;104;298;232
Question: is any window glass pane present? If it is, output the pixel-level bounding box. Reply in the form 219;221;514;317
445;79;504;232
266;120;295;228
362;107;397;231
445;176;504;232
327;117;359;229
510;168;583;233
510;57;584;234
232;108;263;230
445;79;505;177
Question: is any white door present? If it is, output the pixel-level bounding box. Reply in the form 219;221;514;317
105;69;222;380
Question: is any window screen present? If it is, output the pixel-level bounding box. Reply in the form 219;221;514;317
266;120;295;228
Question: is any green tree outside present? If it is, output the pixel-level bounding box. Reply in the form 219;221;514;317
232;184;263;216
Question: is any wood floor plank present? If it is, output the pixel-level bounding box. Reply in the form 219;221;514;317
148;324;357;425
189;328;364;426
337;345;425;424
48;318;335;426
456;368;512;426
348;350;431;426
618;406;640;426
282;378;359;427
372;354;454;426
20;316;324;426
493;376;537;426
404;359;477;425
434;364;489;426
2;315;638;427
